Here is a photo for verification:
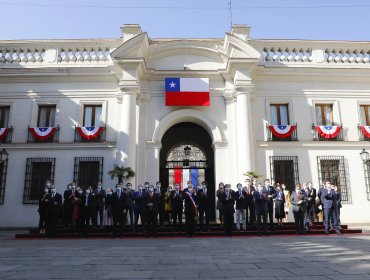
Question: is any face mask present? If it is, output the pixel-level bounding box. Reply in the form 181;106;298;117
225;187;230;192
148;188;154;193
44;188;49;193
138;187;143;191
296;188;301;192
326;184;331;188
97;185;101;190
127;185;132;190
67;185;71;190
175;185;179;190
51;188;56;193
144;184;149;188
202;184;206;188
188;188;193;192
187;184;192;188
156;184;161;188
116;187;122;191
86;190;91;194
78;191;83;195
258;187;263;192
71;186;75;190
46;183;51;188
237;186;242;191
264;182;269;187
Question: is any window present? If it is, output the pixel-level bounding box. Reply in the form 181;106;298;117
23;158;55;204
360;105;370;126
317;156;348;201
270;104;289;125
315;104;333;125
73;157;103;189
270;156;300;193
0;106;10;128
37;105;56;127
83;105;102;127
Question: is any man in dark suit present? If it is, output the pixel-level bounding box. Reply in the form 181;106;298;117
111;184;127;238
155;181;165;227
170;183;184;232
144;185;159;238
133;185;145;231
124;183;135;230
79;188;93;237
220;184;236;237
91;181;106;228
320;181;341;235
264;179;276;231
253;184;269;235
44;185;62;238
244;178;255;227
290;183;308;235
183;182;197;237
197;181;211;232
63;184;73;227
306;181;317;225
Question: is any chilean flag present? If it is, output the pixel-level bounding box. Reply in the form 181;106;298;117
165;78;210;106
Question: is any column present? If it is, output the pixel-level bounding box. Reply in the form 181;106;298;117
235;89;254;180
116;89;137;180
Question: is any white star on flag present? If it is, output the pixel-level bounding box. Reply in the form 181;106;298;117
169;81;176;88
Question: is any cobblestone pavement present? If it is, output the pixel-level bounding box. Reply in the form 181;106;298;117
0;229;370;279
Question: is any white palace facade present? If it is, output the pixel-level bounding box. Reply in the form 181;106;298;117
1;24;370;227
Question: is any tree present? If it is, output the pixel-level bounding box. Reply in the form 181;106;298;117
243;171;261;179
108;165;135;184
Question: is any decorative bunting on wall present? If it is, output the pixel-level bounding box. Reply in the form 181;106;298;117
0;128;10;141
77;126;103;140
359;125;370;138
315;125;341;139
29;127;56;140
268;125;296;138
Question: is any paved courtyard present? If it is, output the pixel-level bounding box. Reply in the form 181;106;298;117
1;229;370;280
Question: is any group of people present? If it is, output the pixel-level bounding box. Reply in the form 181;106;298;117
38;177;343;238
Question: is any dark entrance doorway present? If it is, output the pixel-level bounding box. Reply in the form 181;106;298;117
160;122;215;221
270;156;300;193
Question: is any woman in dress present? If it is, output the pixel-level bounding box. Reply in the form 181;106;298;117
274;184;285;226
216;182;225;224
103;188;113;226
282;184;290;223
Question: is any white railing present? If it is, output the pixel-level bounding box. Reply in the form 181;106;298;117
325;49;370;64
0;39;119;66
263;47;313;63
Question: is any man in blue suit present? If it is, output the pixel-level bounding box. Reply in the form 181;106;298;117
253;184;269;236
320;180;341;235
133;185;145;231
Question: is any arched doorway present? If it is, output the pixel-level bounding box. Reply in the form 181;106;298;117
159;122;216;221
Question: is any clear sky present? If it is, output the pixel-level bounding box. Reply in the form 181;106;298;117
0;0;369;41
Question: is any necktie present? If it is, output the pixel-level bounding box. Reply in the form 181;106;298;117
85;196;88;206
298;192;300;200
118;191;120;198
176;191;179;197
52;193;54;198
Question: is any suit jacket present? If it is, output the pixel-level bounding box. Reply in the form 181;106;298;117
144;192;159;213
111;191;127;215
79;194;93;217
265;185;276;204
307;187;317;206
170;190;184;211
196;188;211;210
235;190;248;210
253;190;268;212
63;189;72;206
290;190;308;213
92;188;106;207
45;192;62;216
320;188;339;209
133;190;145;211
183;189;197;214
220;191;236;213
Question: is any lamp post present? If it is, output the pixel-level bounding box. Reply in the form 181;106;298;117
0;148;8;163
360;148;370;164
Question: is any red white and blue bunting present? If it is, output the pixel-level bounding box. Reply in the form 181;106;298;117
315;125;341;139
77;126;103;140
0;128;10;141
359;125;370;138
268;125;296;138
29;127;56;140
